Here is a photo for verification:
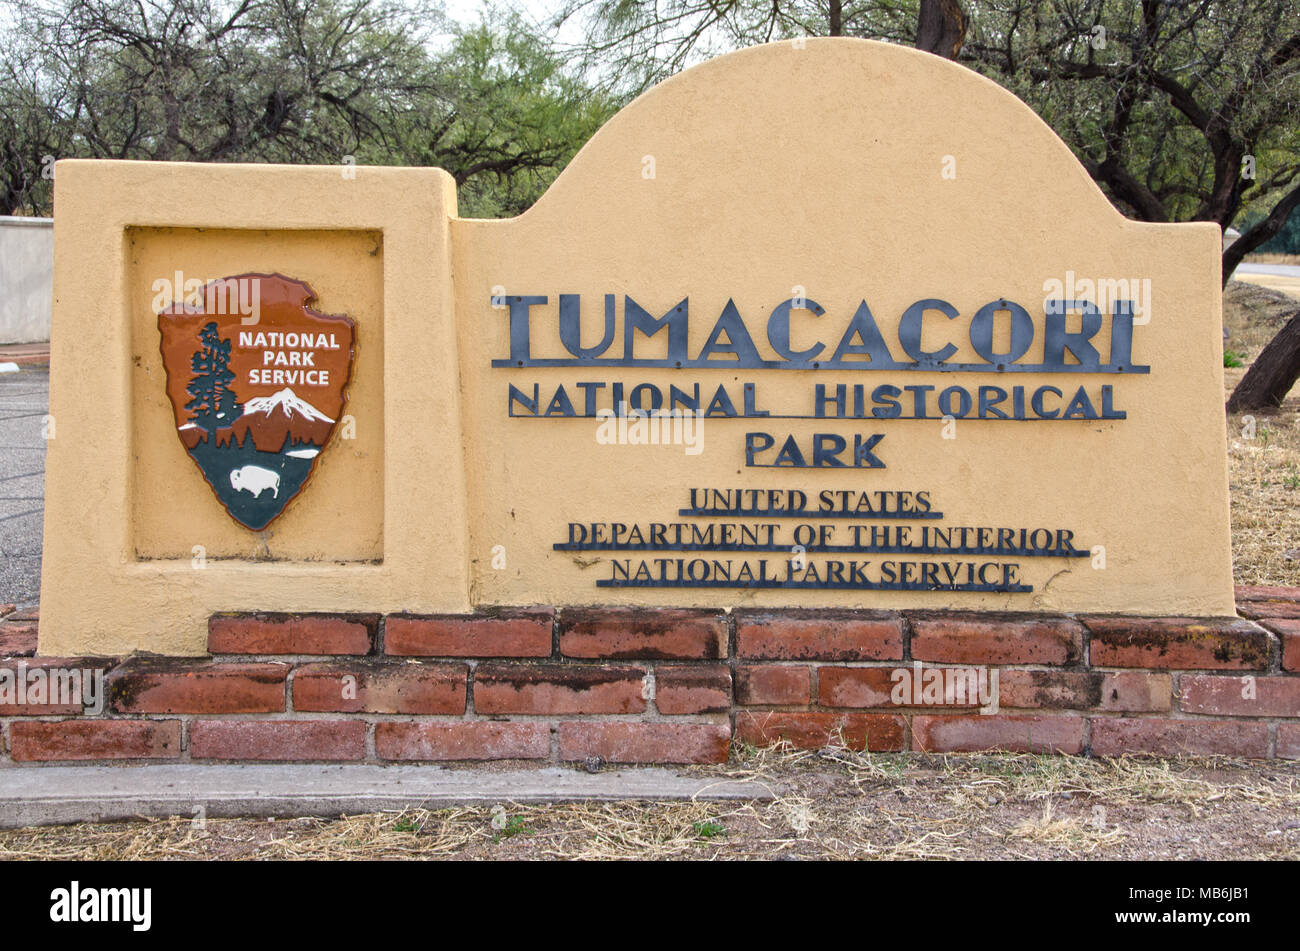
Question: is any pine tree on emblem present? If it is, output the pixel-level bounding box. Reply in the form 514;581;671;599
186;321;241;434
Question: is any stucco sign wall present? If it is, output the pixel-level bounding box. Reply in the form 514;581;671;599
40;39;1233;656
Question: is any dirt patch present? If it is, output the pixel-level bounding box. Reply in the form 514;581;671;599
1227;399;1300;586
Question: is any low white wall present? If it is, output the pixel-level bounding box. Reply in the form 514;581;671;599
0;215;54;344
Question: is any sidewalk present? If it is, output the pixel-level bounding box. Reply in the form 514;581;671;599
0;764;773;829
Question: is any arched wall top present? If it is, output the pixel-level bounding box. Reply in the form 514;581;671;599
492;37;1128;229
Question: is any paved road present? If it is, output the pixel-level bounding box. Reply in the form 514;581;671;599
1234;262;1300;277
0;368;46;608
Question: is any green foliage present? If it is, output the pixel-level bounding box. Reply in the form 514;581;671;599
403;18;620;218
1224;350;1247;369
692;819;726;839
492;815;532;841
0;0;617;218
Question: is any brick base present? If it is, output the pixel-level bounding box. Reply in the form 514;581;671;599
3;588;1299;765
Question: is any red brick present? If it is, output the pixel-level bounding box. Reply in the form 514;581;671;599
912;715;1083;753
293;662;466;714
560;608;725;659
385;611;553;657
910;613;1082;665
1085;617;1273;670
1235;585;1300;603
998;670;1171;712
1261;619;1300;671
0;619;38;657
376;722;549;761
108;659;287;713
734;711;905;751
654;666;730;714
190;720;365;761
736;665;811;705
0;657;117;715
1090;717;1269;758
9;720;180;761
818;667;906;708
1279;724;1300;760
208;613;376;655
821;664;1003;710
1178;674;1300;717
735;610;902;661
557;721;730;764
474;664;646;714
1237;602;1300;620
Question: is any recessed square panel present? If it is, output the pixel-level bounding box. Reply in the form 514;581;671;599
128;227;384;562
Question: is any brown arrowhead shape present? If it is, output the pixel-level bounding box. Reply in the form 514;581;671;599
157;274;355;530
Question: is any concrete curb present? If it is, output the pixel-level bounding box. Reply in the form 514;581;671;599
0;764;778;828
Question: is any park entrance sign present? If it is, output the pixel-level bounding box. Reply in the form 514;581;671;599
40;38;1233;658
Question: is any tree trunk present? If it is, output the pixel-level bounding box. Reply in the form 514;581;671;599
829;0;842;36
916;0;968;59
1227;307;1300;412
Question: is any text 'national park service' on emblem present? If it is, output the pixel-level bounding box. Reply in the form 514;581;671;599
157;274;355;531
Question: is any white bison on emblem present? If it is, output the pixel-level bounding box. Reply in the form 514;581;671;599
229;465;281;499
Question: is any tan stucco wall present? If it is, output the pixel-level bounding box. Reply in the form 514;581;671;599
41;164;469;656
40;39;1235;656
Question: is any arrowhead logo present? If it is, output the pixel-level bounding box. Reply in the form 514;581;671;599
157;274;355;530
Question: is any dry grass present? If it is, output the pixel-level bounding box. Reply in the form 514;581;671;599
1226;404;1300;585
1223;280;1300;360
728;739;1299;809
1223;280;1300;585
1008;799;1126;855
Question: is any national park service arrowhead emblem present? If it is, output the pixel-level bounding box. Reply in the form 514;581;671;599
158;274;355;531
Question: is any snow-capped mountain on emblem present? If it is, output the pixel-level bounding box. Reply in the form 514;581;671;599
244;387;335;422
157;274;355;530
229;387;337;453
